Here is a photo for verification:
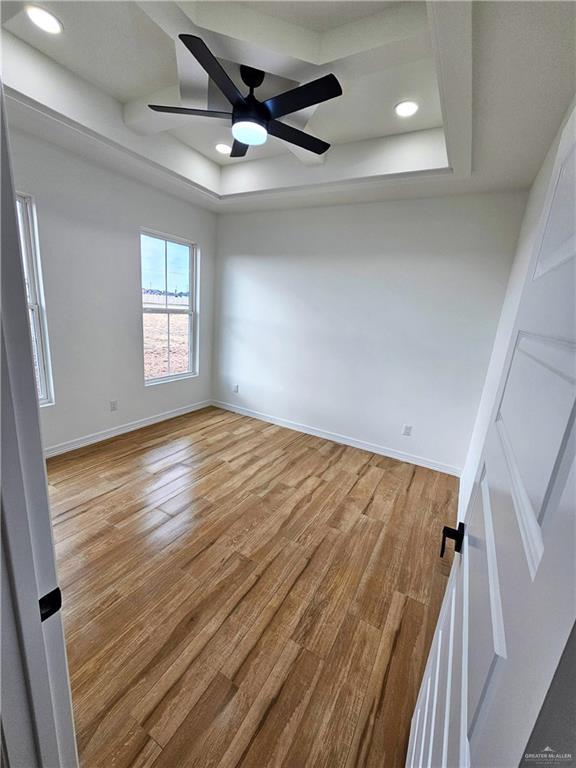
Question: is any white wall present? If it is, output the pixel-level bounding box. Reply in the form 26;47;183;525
8;125;529;474
214;193;526;474
9;129;217;453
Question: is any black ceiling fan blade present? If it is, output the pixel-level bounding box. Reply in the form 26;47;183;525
267;120;330;154
148;105;232;119
179;34;244;106
264;74;342;119
230;140;249;158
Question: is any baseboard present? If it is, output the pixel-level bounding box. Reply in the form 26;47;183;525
43;400;213;458
212;400;462;477
43;396;462;476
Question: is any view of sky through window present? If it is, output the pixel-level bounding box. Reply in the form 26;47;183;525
141;234;165;293
141;234;190;307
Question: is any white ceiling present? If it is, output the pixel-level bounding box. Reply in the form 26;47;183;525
238;1;396;33
308;59;441;144
2;1;575;210
2;1;178;103
172;57;443;164
472;1;576;186
2;0;439;165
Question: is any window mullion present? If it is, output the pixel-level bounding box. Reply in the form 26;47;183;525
165;239;170;375
167;314;171;376
192;247;196;373
142;308;192;315
188;246;196;311
188;312;196;371
26;202;40;304
33;308;48;401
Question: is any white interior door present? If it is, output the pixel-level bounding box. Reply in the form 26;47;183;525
407;105;576;768
1;89;78;767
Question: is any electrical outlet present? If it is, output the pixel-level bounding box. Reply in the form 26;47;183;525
401;424;412;437
233;384;239;394
110;400;119;412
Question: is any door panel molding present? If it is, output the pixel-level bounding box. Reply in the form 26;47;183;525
480;474;507;660
516;332;576;386
426;630;443;767
466;472;508;750
533;143;576;279
495;417;544;579
498;328;576;532
540;402;576;528
418;677;432;768
408;706;422;768
441;587;456;766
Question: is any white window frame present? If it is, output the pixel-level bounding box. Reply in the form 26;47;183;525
16;193;54;406
140;229;199;385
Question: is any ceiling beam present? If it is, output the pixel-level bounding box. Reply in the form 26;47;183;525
427;1;472;177
178;1;430;71
220;129;449;197
2;31;221;194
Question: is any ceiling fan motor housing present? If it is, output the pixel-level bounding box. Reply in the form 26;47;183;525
232;94;270;132
239;65;265;91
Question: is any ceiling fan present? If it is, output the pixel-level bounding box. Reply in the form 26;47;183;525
149;34;343;158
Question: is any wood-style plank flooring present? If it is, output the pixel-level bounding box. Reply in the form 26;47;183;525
47;406;457;768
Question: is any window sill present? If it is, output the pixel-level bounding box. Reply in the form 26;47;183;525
39;399;55;408
145;372;199;387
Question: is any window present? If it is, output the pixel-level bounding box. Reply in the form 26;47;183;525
140;231;198;383
16;194;54;405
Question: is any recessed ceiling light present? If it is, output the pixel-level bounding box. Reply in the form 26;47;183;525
215;143;232;155
395;100;419;118
26;5;63;34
